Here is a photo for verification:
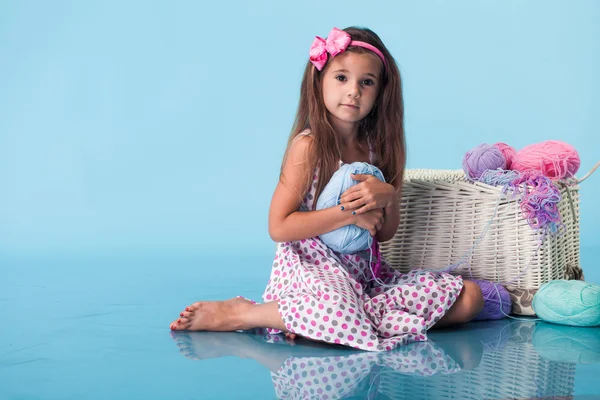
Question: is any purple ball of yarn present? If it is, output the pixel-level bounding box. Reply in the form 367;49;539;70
472;280;512;321
462;144;507;180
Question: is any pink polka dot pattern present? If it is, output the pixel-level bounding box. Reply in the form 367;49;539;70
259;154;464;352
268;340;460;399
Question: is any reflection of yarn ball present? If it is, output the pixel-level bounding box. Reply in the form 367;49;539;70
462;144;507;180
493;142;517;169
459;319;512;353
532;322;600;364
316;162;385;254
511;140;581;179
472;280;512;320
532;280;600;327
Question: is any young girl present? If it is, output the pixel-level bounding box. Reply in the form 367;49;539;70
170;26;484;351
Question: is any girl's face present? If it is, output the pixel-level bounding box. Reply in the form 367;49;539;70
321;51;382;132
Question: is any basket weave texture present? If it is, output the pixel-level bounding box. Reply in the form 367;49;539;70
378;321;575;399
380;169;580;293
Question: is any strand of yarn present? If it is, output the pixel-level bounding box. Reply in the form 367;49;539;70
479;169;520;186
503;234;544;286
440;169;564;320
479;169;565;236
362;235;388;287
456;261;537;321
369;238;382;280
475;170;565;320
351;165;384;285
409;191;504;297
422;170;564;284
476;279;543;322
472;280;512;320
366;237;402;289
507;171;565;235
440;185;508;276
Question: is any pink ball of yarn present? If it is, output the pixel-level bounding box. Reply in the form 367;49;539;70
493;142;517;169
512;140;580;179
462;143;507;180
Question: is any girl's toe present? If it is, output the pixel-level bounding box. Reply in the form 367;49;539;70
176;317;192;329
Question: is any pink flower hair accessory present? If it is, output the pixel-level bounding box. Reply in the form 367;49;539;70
309;27;388;71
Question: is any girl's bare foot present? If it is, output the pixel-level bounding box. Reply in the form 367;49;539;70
170;297;254;332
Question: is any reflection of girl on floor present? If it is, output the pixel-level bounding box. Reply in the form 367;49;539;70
171;328;482;399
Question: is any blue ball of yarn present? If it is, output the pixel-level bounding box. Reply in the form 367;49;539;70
316;162;385;254
471;280;512;321
532;279;600;327
462;143;507;180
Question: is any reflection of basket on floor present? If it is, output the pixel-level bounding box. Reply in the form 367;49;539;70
532;322;600;364
380;169;584;315
378;321;576;400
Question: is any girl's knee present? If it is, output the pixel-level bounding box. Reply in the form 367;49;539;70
459;281;484;322
433;281;484;328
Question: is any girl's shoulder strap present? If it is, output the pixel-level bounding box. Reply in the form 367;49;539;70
294;129;312;139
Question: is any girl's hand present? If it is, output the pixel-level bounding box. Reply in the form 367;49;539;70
353;208;384;237
339;174;396;215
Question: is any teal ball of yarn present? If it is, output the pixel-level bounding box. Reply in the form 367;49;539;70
316;162;385;254
532;280;600;327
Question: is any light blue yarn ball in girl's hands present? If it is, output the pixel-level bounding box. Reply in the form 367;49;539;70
532;280;600;327
316;162;385;254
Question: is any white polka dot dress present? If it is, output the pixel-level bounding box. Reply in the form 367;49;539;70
261;135;464;352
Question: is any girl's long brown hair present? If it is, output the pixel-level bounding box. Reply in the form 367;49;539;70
280;26;406;209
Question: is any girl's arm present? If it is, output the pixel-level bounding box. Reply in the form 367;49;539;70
268;136;355;243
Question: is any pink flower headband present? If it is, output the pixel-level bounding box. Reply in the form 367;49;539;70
309;27;388;72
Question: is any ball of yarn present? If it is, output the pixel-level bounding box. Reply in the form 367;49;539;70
492;142;517;169
471;280;512;321
532;322;600;364
511;140;580;179
462;144;507;180
532;279;600;327
316;162;385;254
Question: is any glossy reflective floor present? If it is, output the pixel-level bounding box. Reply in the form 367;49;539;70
2;249;599;399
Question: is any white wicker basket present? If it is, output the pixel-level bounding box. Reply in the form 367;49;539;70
380;169;581;293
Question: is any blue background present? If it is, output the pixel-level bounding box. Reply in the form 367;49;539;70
1;0;598;279
1;2;600;399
